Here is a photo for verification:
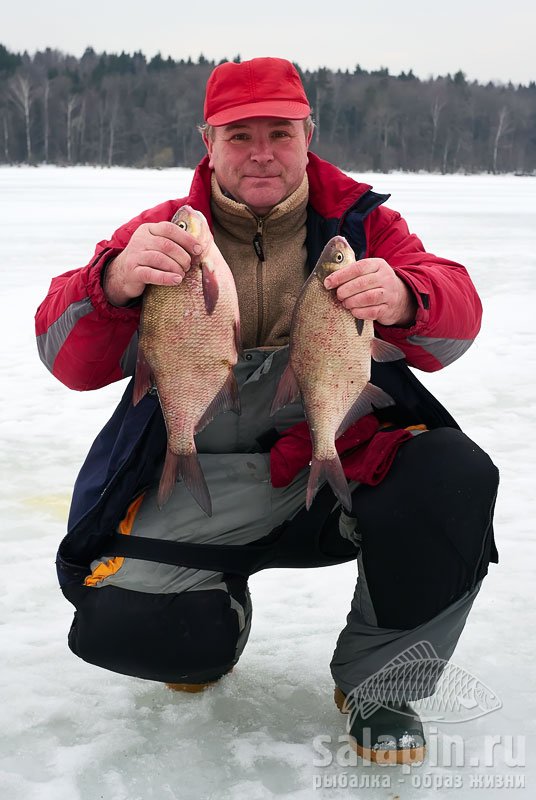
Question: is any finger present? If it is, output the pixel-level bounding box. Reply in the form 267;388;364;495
335;274;380;301
342;288;386;310
324;259;378;289
138;247;191;275
135;264;186;287
147;221;203;256
349;305;385;321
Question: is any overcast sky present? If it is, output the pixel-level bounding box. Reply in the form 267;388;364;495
3;0;534;85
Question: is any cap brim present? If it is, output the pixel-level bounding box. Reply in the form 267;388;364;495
206;100;311;126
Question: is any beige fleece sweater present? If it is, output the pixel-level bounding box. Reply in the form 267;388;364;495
210;174;309;349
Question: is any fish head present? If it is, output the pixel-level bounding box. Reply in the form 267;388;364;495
471;678;502;716
314;236;356;284
171;205;212;253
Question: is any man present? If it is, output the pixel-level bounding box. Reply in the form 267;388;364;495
35;58;499;764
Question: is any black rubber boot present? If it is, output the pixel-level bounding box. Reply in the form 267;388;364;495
334;686;426;765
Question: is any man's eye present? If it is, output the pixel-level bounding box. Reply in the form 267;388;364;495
272;130;290;138
230;133;249;141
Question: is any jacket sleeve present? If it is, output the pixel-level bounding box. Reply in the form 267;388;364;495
365;205;482;372
35;199;180;391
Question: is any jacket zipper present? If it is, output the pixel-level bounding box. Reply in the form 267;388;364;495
253;218;266;345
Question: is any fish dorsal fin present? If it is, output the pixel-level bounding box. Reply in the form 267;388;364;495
370;337;405;362
353;641;441;720
335;382;395;438
386;641;440;668
201;262;219;315
270;363;300;415
195;370;241;434
355;318;365;336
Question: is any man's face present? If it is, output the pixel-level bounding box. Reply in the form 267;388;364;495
204;117;312;217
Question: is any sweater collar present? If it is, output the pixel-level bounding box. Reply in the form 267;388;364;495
210;173;309;242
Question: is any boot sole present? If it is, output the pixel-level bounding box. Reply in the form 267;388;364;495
166;667;233;693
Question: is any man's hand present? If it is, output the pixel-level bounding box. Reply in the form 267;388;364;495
324;257;417;326
103;221;204;306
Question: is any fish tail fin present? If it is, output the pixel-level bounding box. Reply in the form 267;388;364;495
179;452;212;517
157;449;179;509
306;455;351;512
158;450;213;516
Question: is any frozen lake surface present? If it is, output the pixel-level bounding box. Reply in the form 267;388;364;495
1;165;535;799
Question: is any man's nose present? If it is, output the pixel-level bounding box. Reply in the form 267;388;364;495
250;139;274;163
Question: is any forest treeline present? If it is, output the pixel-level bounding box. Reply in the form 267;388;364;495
1;44;535;174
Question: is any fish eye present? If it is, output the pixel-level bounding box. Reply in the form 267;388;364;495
334;251;344;263
177;220;188;230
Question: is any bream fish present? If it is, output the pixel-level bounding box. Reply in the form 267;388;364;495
133;205;241;515
271;235;403;511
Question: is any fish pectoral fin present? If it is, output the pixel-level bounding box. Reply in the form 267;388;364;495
370;337;405;362
201;262;219;315
359;700;382;721
132;346;153;406
270;363;300;415
234;319;243;358
195;371;241;434
335;383;396;438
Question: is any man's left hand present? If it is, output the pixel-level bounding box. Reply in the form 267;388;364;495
324;258;417;326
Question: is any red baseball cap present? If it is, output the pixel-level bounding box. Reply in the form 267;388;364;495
204;57;311;126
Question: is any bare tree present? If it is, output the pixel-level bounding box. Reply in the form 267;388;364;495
492;106;513;173
66;94;80;163
2;112;9;162
430;95;446;170
9;74;33;162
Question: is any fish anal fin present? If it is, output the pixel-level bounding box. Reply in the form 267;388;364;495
335;383;395;438
201;262;219;315
371;337;405;362
133;346;153;406
270;363;300;415
195;371;241;434
307;455;352;512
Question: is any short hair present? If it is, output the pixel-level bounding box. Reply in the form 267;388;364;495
198;115;315;141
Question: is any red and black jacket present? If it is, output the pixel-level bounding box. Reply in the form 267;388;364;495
34;153;482;585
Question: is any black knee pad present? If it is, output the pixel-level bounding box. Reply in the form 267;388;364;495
62;582;242;683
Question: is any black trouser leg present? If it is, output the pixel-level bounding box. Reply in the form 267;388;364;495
351;428;499;629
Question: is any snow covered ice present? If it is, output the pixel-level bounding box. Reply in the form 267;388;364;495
0;165;535;800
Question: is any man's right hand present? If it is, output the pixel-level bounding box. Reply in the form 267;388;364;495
103;221;204;307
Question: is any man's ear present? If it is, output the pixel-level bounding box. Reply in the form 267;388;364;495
203;132;214;168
